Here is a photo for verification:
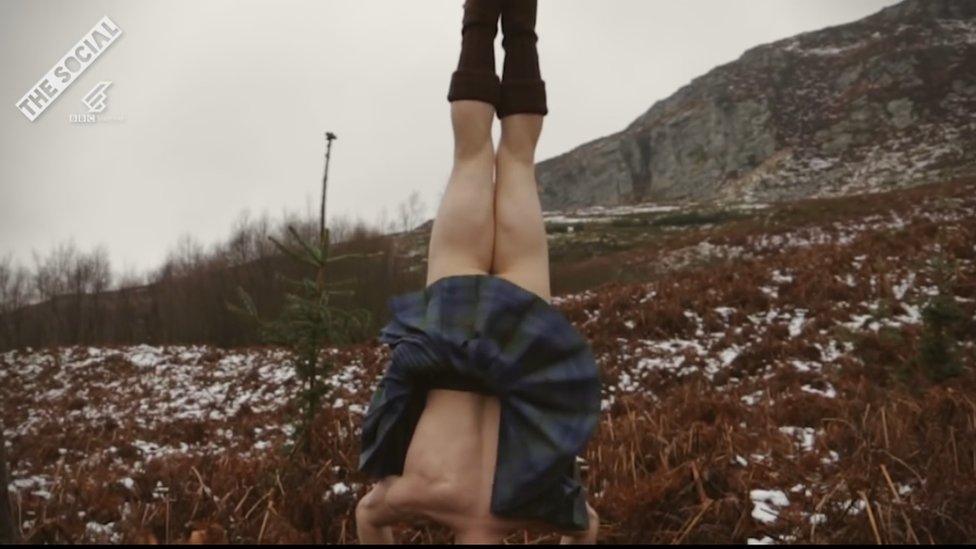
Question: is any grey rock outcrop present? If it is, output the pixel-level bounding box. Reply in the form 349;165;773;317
537;0;976;209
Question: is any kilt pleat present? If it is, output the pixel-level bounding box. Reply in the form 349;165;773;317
358;275;601;532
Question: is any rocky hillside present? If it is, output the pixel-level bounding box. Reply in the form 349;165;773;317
537;0;976;210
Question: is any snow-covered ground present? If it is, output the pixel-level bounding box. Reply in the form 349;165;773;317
2;180;974;544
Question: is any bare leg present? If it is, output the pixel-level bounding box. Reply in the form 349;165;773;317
426;100;497;286
493;116;601;543
491;113;550;301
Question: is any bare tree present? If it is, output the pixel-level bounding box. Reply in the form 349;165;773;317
0;255;13;314
11;267;33;309
374;206;393;235
88;246;112;294
1;189;417;349
347;217;382;243
114;264;145;290
0;257;34;347
228;210;256;266
253;211;274;259
276;207;318;250
84;246;112;344
166;233;205;279
32;240;78;300
328;214;354;245
396;190;427;233
0;428;16;544
29;241;81;344
0;256;16;347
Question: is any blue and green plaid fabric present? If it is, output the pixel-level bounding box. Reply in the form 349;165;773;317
358;274;601;532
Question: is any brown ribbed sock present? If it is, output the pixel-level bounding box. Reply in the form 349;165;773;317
498;0;547;118
448;0;502;106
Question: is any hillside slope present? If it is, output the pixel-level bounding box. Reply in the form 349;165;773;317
3;178;974;543
537;0;976;210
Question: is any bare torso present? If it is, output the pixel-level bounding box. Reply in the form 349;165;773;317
383;389;517;533
378;389;597;542
381;388;600;542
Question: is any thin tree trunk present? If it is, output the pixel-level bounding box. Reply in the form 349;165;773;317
0;428;17;544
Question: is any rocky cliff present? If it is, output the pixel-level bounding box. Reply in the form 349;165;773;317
537;0;976;210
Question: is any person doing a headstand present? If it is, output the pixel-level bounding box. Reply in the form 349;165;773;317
356;1;601;543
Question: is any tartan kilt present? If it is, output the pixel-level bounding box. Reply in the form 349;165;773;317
358;274;601;532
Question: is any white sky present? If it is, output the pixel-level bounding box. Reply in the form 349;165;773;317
0;0;899;277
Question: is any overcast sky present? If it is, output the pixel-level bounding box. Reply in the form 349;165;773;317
0;0;900;278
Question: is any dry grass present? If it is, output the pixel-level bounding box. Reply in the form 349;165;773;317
2;178;975;544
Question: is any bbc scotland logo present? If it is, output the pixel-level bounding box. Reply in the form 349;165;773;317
83;81;112;113
69;80;124;124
